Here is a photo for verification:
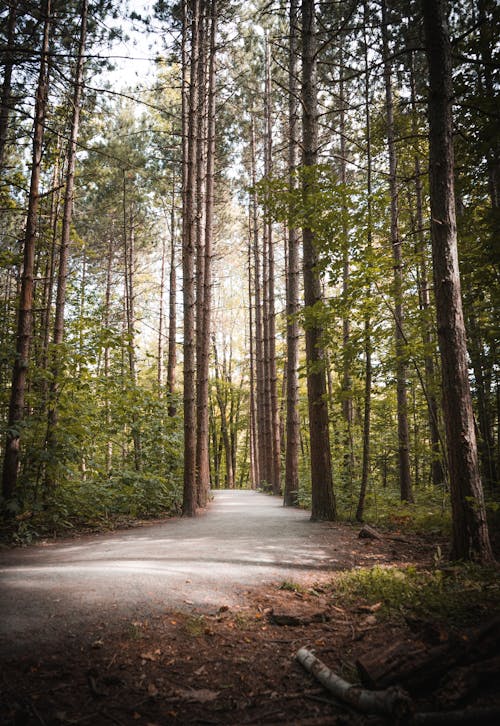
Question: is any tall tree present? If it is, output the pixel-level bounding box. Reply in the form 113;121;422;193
283;0;300;507
196;0;217;508
182;0;200;515
301;0;336;521
2;0;51;500
45;0;89;485
381;0;412;503
422;0;493;562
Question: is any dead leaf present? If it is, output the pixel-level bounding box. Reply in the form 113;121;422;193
140;652;158;662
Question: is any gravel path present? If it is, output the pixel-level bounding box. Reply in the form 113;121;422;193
0;490;367;655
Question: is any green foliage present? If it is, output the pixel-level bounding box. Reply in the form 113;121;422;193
331;563;500;625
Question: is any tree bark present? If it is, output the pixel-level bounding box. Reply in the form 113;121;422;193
182;0;200;516
2;0;51;500
422;0;493;562
283;0;300;508
167;173;177;417
381;0;413;503
356;0;373;522
301;0;336;521
409;51;445;489
196;0;217;508
45;0;89;486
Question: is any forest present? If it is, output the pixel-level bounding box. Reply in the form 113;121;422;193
0;0;498;566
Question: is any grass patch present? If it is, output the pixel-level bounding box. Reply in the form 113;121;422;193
278;580;306;594
330;563;500;626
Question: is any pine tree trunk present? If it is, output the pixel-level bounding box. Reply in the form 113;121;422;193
182;0;200;516
248;214;259;489
2;0;51;500
301;0;336;521
264;35;281;495
45;0;88;486
158;234;166;391
381;0;413;503
196;0;217;509
283;0;300;507
339;43;355;489
422;0;493;562
104;237;114;474
251;121;266;488
408;54;445;488
167;174;177;417
357;0;373;522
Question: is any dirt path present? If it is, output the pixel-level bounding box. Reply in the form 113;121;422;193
0;489;403;656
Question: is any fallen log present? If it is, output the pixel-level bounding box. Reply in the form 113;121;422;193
356;616;500;692
296;646;413;720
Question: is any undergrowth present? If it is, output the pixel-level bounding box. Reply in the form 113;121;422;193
330;562;500;626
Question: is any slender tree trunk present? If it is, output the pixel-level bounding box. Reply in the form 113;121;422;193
381;0;413;503
158;234;167;391
422;0;493;562
357;0;373;522
248;214;259;489
167;174;177;416
301;0;336;521
339;43;355;489
45;0;88;487
263;35;281;495
40;134;62;401
104;237;114;474
196;0;217;509
182;0;200;515
408;54;445;488
251;121;266;488
2;0;51;500
123;204;141;472
284;0;300;507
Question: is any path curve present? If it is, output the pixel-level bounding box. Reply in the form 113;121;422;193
0;490;373;655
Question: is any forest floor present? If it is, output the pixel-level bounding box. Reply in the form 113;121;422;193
1;490;499;725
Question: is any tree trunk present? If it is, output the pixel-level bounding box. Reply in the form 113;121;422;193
339;42;355;491
167;173;177;417
283;0;300;508
182;0;200;516
301;0;336;521
381;0;413;503
2;0;51;500
263;35;281;495
251;120;266;488
248;212;259;489
196;0;217;509
422;0;493;562
45;0;89;486
356;0;373;522
409;50;445;489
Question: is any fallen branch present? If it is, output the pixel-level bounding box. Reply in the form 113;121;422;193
296;647;413;720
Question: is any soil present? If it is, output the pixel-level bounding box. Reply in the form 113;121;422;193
1;491;498;725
